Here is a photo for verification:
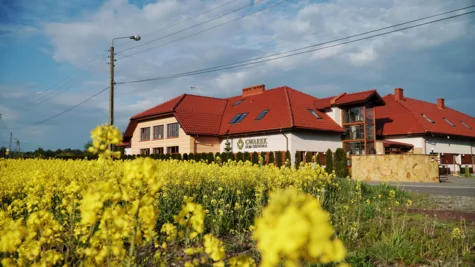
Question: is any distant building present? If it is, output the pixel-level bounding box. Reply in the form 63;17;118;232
119;85;474;173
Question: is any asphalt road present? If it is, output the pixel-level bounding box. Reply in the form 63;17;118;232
366;177;475;197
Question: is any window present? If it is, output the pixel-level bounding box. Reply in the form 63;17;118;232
443;118;455;127
153;125;164;139
235;113;248;123
421;114;434;123
308;109;322;119
256;109;269;120
344;142;365;155
230;113;248;124
153;147;164;154
140;148;150;155
167;123;179;138
233;99;244;106
461;121;472;129
167;146;179;154
140;127;150;141
366;124;374;141
344;125;364;140
344;107;364;123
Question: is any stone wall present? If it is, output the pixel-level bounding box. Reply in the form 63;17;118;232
351;154;439;183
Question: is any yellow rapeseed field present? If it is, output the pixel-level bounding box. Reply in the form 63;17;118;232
0;125;348;267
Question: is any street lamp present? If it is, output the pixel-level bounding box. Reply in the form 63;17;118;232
109;35;141;127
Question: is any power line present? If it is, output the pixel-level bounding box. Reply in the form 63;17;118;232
11;86;109;131
115;0;243;50
116;0;266;54
116;8;475;85
116;0;290;60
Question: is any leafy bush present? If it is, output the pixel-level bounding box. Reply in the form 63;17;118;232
334;148;348;178
306;152;312;163
236;152;243;162
325;149;333;173
260;152;267;165
268;151;275;165
275;151;283;167
252;152;259;165
243;152;250;162
294;151;301;169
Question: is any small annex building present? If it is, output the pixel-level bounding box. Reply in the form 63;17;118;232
119;85;475;174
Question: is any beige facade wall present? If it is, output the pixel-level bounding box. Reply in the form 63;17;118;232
191;136;221;154
375;142;384;154
351;154;439;183
131;116;192;155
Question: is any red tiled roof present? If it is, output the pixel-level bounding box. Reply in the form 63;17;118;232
376;94;475;138
174;95;228;136
131;94;184;119
314;90;384;110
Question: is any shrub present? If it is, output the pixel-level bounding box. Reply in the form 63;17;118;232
305;152;312;163
188;153;195;161
201;153;208;163
236;152;243;162
334;148;348;178
215;152;221;161
325;149;333;173
228;153;235;161
221;152;228;162
183;153;188;161
316;153;322;165
207;152;214;164
176;153;182;160
243;152;250;162
252;152;259;165
268;151;275;165
275;151;283;167
294;151;301;169
285;150;291;167
260;152;267;165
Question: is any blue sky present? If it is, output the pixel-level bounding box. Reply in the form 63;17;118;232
0;0;474;151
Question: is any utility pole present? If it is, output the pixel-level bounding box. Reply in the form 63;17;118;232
109;46;115;127
9;131;12;153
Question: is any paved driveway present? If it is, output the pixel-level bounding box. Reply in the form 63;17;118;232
366;177;475;197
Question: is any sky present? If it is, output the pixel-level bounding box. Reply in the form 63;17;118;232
0;0;474;151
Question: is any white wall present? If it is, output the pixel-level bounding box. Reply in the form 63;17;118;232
124;148;132;156
426;137;475;173
325;107;342;126
289;131;342;163
220;133;288;154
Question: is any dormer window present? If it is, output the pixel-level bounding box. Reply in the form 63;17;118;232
421;114;434;123
256;110;269;120
308;109;322;119
461;121;472;129
229;113;248;124
233;99;244;106
443;118;455;127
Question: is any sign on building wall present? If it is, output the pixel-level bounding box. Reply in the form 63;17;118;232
237;138;268;150
221;134;286;153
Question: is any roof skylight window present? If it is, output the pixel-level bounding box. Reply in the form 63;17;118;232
443;118;455;127
233;99;244;106
256;109;269;120
229;113;248;124
235;113;248;123
461;121;472;129
421;114;434;123
308;109;322;119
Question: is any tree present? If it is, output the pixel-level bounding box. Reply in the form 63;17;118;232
268;151;275;165
334;148;348;178
275;151;283;167
294;151;301;169
243;152;250;162
325;149;334;174
207;152;214;164
305;152;312;164
252;152;259;165
260;152;267;165
236;152;243;162
285;150;291;167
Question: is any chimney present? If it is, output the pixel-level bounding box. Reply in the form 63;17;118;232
242;84;265;97
437;98;445;110
394;88;404;101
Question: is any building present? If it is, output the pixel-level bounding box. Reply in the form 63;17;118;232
120;85;474;173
